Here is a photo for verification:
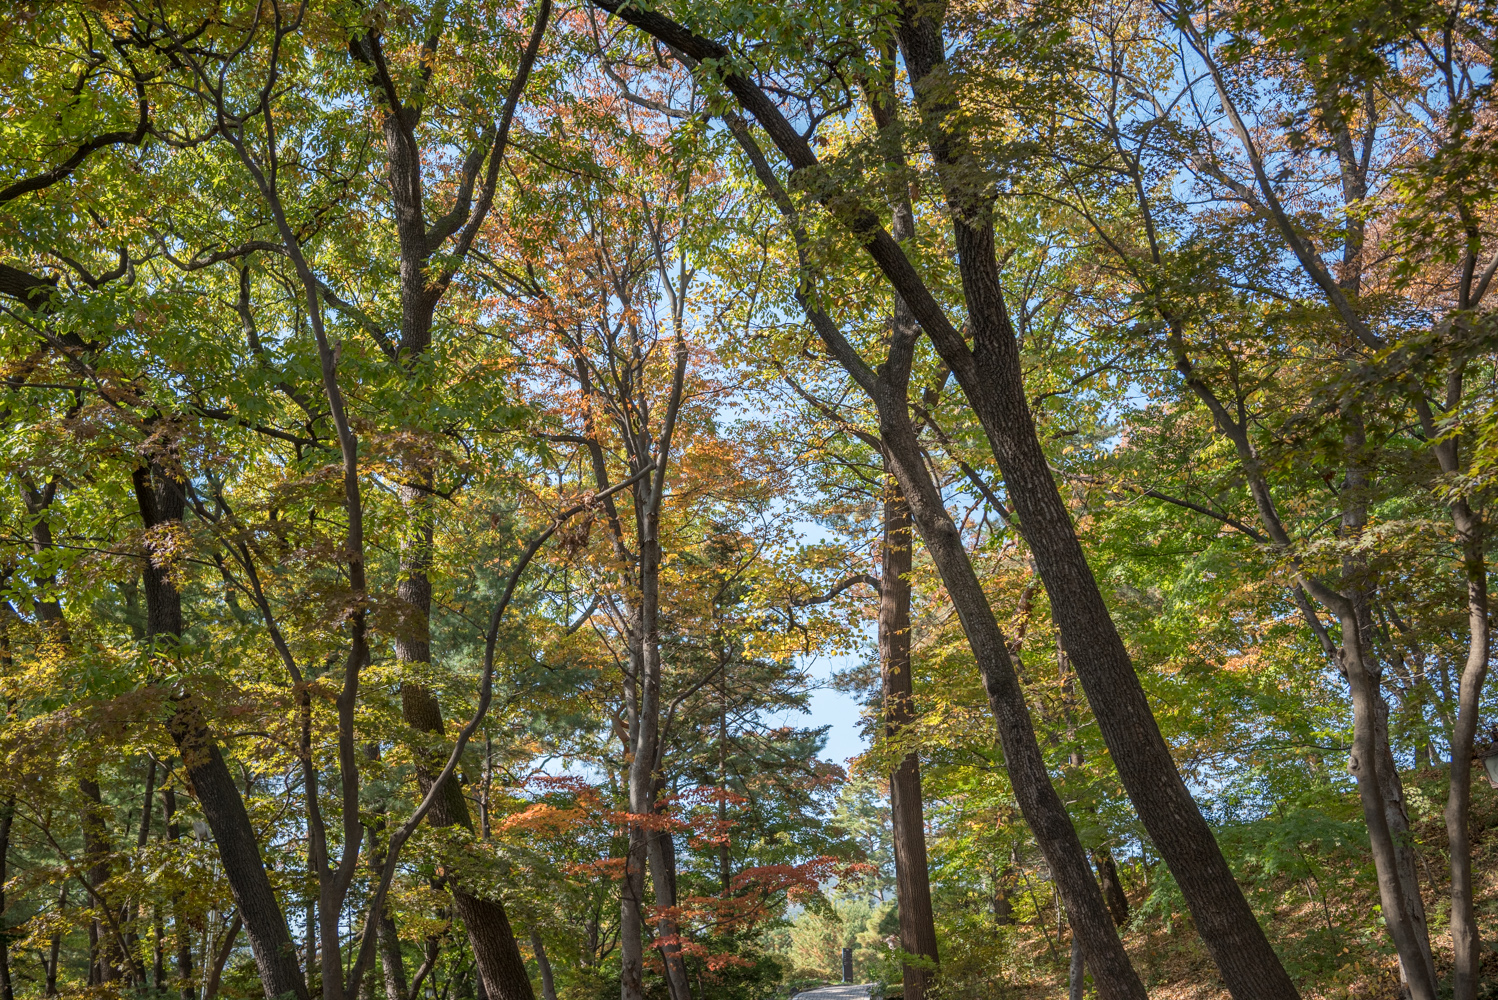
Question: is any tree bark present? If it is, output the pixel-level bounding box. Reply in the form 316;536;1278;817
530;930;558;1000
402;690;535;1000
135;462;310;1000
1093;853;1129;929
707;91;1147;1000
880;476;939;1000
1445;497;1487;1000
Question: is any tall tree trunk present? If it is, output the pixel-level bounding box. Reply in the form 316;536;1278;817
878;417;1147;1000
880;475;939;1000
937;184;1294;1000
1444;497;1488;1000
135;462;309;1000
530;930;558;1000
708;98;1147;1000
369;814;409;1000
163;786;194;1000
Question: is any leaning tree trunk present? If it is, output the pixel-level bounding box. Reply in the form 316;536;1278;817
707;93;1147;1000
878;412;1148;1000
135;462;310;1000
400;685;535;1000
639;3;1301;989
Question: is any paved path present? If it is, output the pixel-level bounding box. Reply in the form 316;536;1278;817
793;985;874;1000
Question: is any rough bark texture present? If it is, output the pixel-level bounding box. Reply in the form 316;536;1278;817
136;462;310;1000
401;688;536;1000
880;477;939;1000
880;415;1147;1000
1093;853;1129;929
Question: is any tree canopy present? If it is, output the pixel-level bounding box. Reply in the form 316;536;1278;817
0;1;1494;999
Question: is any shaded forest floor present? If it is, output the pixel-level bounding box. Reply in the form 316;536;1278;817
930;773;1498;999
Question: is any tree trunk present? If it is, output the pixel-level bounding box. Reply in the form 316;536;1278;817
530;930;558;1000
402;688;535;1000
1093;853;1129;929
880;475;939;1000
1069;929;1085;1000
877;417;1147;1000
647;821;692;1000
1445;497;1488;1000
135;461;309;1000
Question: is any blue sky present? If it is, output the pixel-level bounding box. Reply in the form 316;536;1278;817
792;651;871;770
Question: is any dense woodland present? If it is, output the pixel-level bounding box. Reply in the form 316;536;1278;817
0;1;1495;999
